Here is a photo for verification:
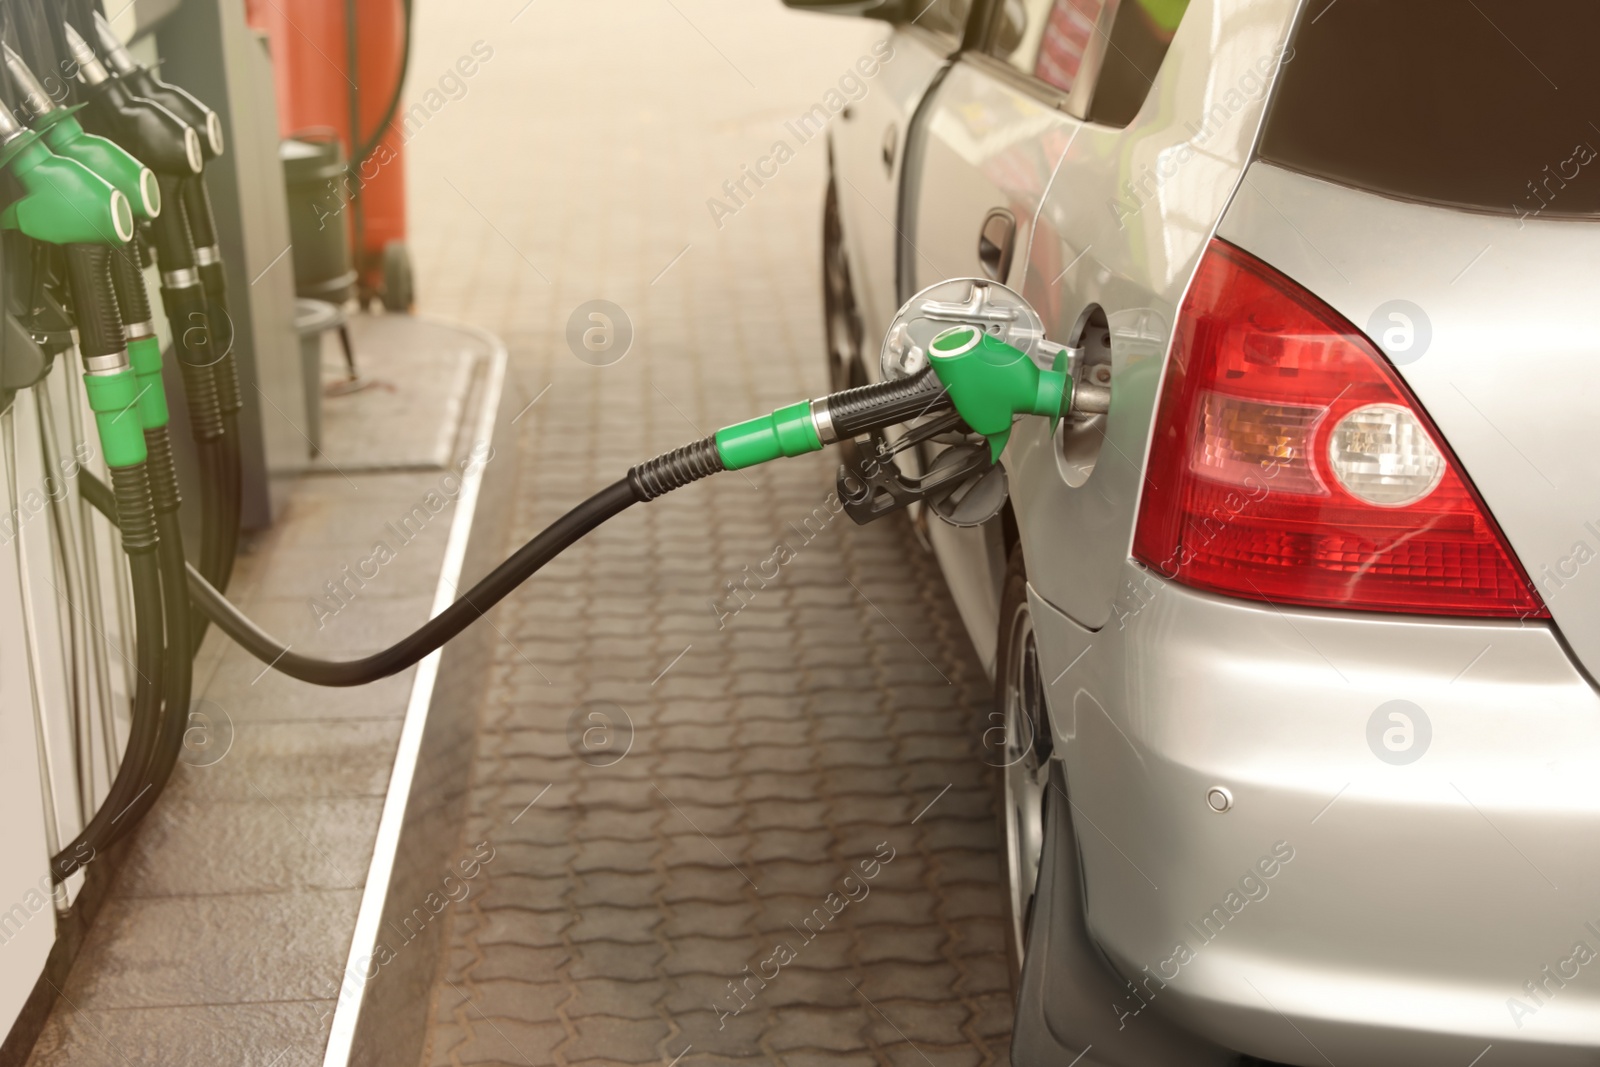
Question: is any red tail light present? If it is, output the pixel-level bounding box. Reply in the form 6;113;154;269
1132;239;1547;619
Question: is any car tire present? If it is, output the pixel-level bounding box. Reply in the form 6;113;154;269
822;177;879;480
993;546;1053;987
822;178;866;394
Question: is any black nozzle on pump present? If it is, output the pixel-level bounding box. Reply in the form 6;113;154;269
92;12;224;159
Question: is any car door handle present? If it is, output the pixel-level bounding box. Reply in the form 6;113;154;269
978;208;1016;281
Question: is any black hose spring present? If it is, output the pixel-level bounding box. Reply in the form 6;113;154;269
144;427;182;514
628;436;723;501
179;359;224;442
108;242;153;325
214;348;242;417
108;462;158;554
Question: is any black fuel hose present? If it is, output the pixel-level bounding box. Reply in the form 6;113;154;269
192;480;640;685
51;465;163;883
90;509;193;855
91;425;195;855
52;245;180;881
178;177;244;594
148;172;234;611
80;437;725;688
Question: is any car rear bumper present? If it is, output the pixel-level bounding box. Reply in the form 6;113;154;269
1025;564;1600;1066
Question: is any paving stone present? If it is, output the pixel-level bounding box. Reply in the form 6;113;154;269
476;908;574;950
855;926;950;965
765;1006;870;1053
568;941;668;984
659;936;765;979
567;904;662;945
564;978;664;1021
660;899;761;941
660;866;754;906
431;1013;567;1066
453;979;569;1022
563;1015;672;1062
459;944;572;985
854;961;966;1003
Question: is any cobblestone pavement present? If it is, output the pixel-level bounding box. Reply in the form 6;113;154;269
406;3;1013;1063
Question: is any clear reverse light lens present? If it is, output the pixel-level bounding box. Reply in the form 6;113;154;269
1327;402;1444;507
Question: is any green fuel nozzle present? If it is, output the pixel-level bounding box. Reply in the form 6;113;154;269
0;107;134;246
708;326;1088;472
3;44;161;220
925;325;1071;460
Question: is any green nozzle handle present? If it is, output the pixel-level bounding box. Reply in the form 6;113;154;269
0;135;134;246
926;325;1070;460
37;111;161;220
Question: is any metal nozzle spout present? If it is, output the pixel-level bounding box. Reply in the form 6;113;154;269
3;44;57;119
93;12;139;77
1069;382;1110;416
63;24;111;86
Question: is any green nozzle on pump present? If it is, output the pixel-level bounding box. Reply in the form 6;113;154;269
3;44;160;220
0;115;134;246
926;325;1070;460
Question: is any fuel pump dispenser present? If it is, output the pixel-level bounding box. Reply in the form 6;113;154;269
0;0;212;882
0;0;1092;896
0;75;184;882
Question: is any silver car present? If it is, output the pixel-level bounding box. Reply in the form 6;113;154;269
794;0;1600;1063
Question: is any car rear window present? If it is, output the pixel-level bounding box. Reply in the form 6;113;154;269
1258;0;1600;221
